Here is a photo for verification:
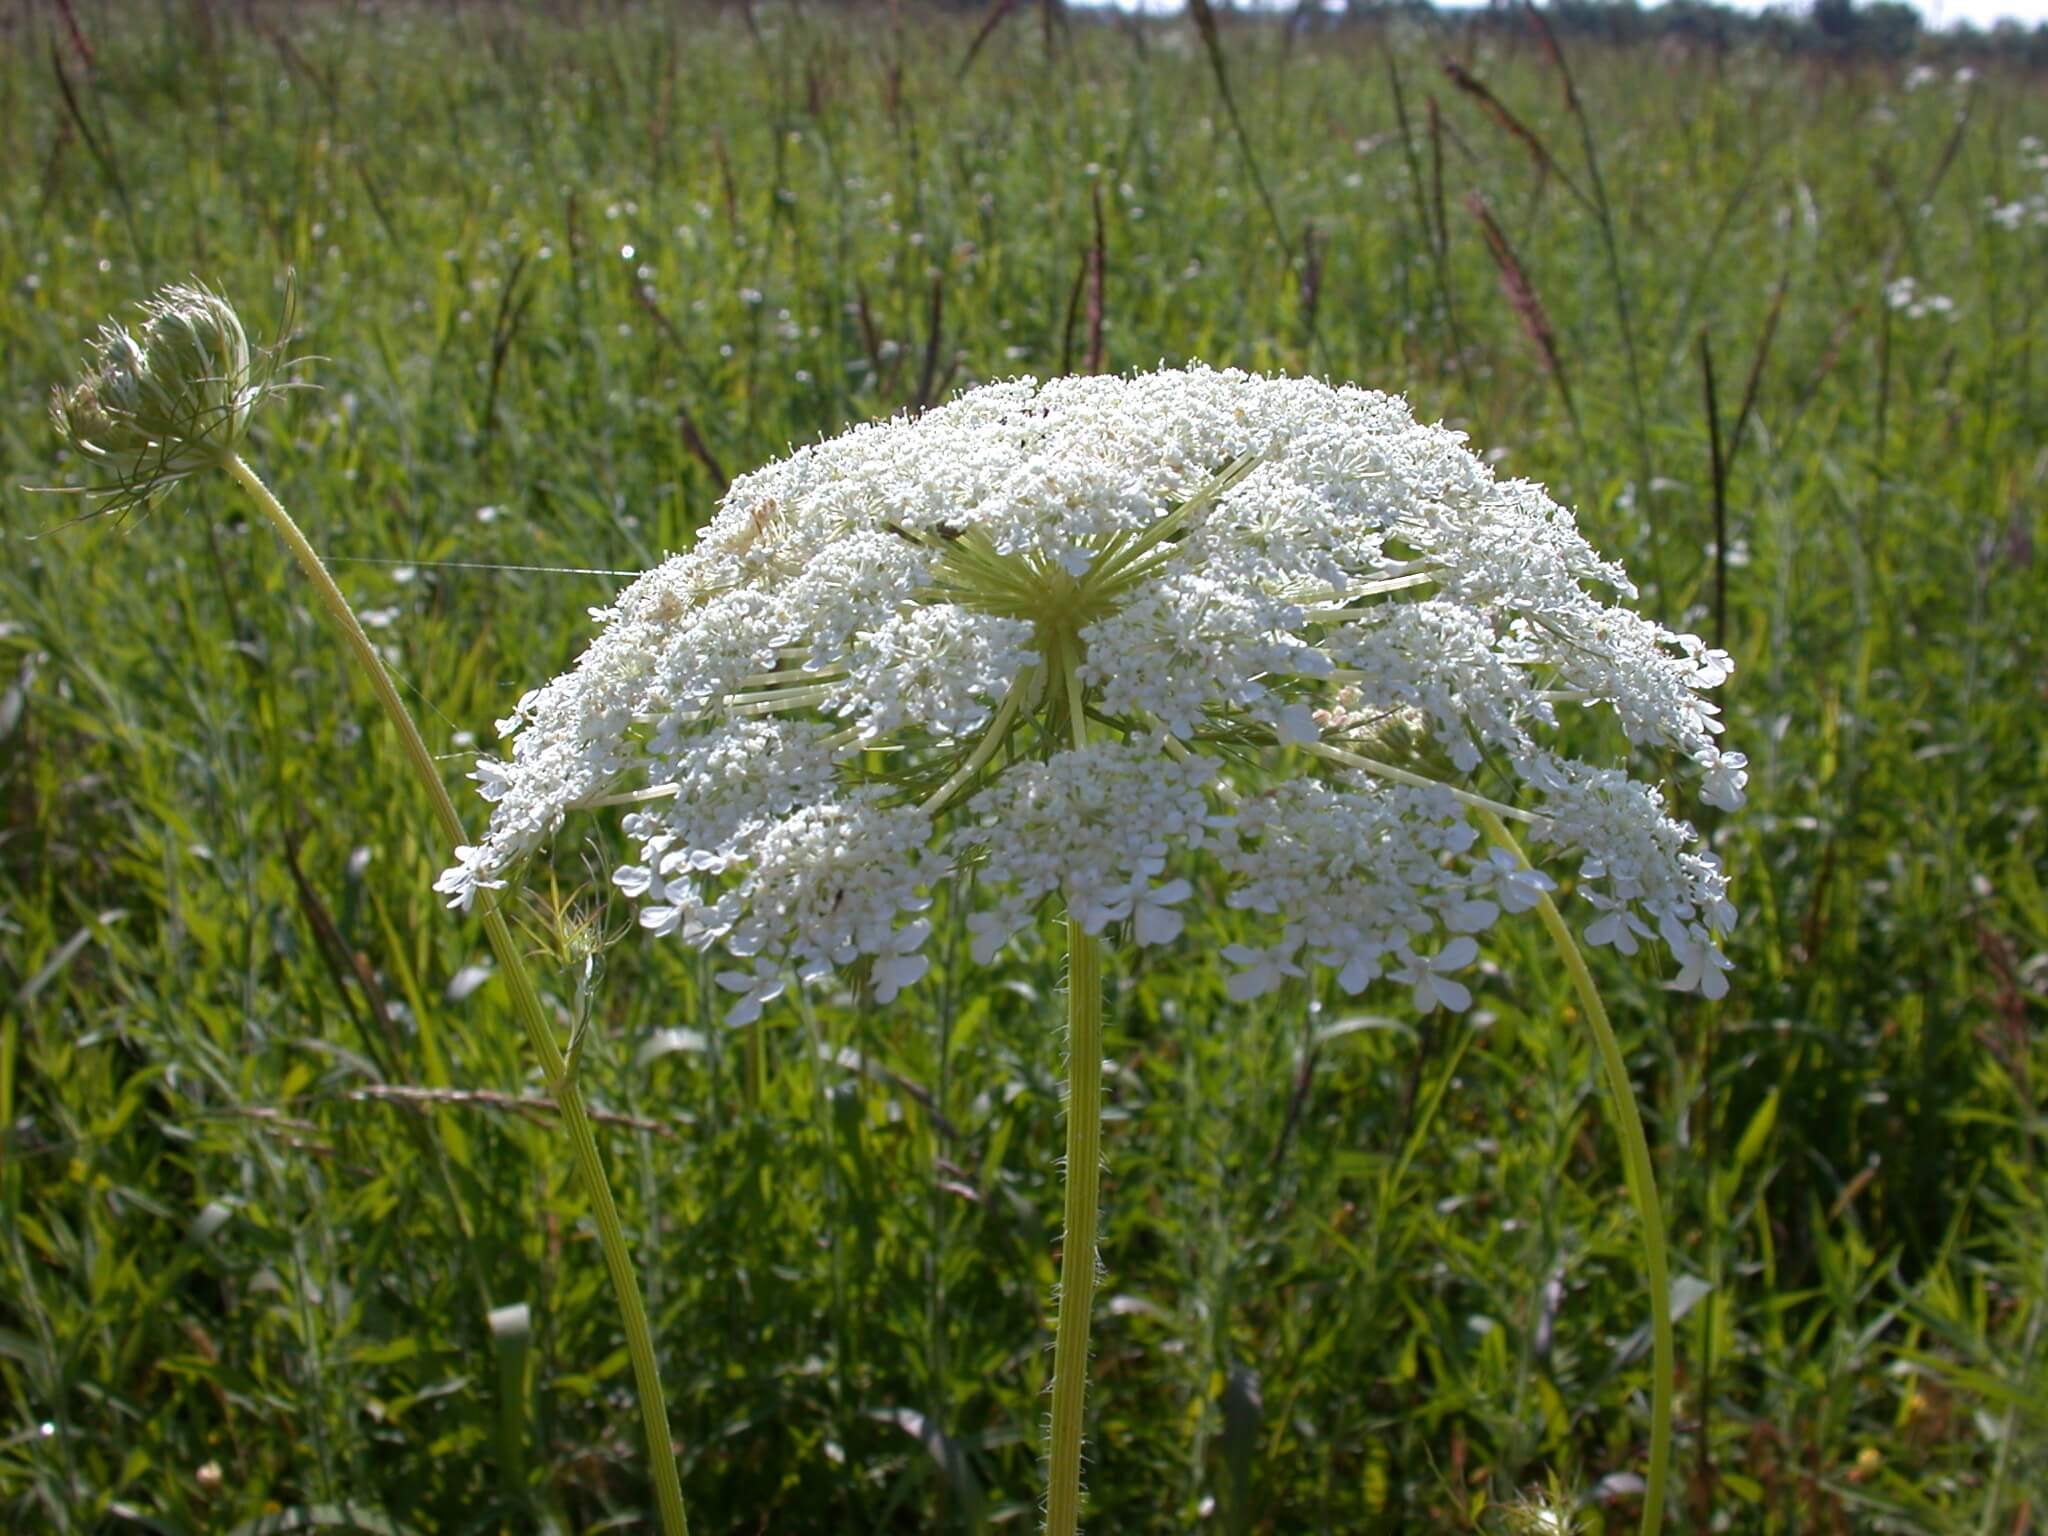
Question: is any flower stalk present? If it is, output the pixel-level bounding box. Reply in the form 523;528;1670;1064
1043;920;1103;1536
219;453;692;1536
1477;808;1672;1536
1044;651;1104;1536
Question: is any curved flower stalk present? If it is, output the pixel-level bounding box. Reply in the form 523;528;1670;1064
445;366;1741;1534
48;285;691;1536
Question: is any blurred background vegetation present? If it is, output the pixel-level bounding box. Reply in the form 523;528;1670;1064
1;1;2044;1531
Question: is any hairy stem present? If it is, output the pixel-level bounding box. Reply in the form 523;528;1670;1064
223;453;691;1536
1476;808;1672;1536
1045;648;1103;1536
1044;919;1102;1536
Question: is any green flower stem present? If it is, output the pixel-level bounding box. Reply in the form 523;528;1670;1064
1304;742;1546;826
1044;651;1102;1536
1044;918;1103;1536
920;676;1030;816
222;452;691;1536
1476;808;1672;1536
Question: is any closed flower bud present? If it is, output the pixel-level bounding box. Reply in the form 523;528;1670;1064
49;281;285;511
50;376;122;459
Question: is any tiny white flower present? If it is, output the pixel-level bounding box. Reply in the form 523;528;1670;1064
640;902;686;939
1222;940;1305;1001
433;844;504;911
1131;879;1192;946
1479;847;1556;914
871;918;932;1003
1438;897;1501;933
1585;900;1652;956
1391;937;1479;1013
1333;945;1385;995
1273;702;1320;746
1700;749;1748;812
967;908;1026;965
1661;916;1734;1000
716;959;787;1024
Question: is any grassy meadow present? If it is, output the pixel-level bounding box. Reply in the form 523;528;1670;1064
2;1;2046;1530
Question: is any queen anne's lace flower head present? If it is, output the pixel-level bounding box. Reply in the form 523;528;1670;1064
440;367;1739;1010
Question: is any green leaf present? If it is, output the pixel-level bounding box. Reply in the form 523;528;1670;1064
1734;1087;1780;1170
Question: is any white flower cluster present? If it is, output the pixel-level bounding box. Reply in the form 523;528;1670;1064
440;367;1740;1013
1884;276;1957;322
961;742;1221;962
1985;136;2048;232
1217;779;1515;1007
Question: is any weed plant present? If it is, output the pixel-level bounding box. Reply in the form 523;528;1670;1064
1;3;2044;1532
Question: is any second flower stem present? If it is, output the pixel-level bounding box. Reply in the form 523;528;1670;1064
222;452;691;1536
1477;808;1672;1536
1043;918;1102;1536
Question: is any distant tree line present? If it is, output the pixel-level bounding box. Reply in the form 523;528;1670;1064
1436;0;2029;63
1038;0;2048;69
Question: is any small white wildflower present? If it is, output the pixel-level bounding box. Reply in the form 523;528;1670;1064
1478;847;1556;914
1390;936;1480;1013
1885;276;1957;321
715;959;787;1025
1662;916;1734;1002
444;368;1740;1014
1130;878;1193;945
1700;748;1749;812
1221;940;1307;1002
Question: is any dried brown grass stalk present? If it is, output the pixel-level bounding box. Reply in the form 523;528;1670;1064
1298;220;1326;353
1440;56;1585;208
1519;0;1651;499
1086;183;1107;376
1060;250;1086;377
1728;274;1789;475
54;0;96;72
1466;192;1582;444
960;0;1028;78
631;285;731;494
1699;330;1729;652
1381;50;1467;376
481;252;534;446
1189;0;1299;270
915;275;949;412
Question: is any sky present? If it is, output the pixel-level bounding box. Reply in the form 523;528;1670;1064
1887;0;2045;23
1078;0;2048;29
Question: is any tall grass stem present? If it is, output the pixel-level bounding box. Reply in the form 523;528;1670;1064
219;452;692;1536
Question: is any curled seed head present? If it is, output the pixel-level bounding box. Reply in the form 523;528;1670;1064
49;280;290;513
